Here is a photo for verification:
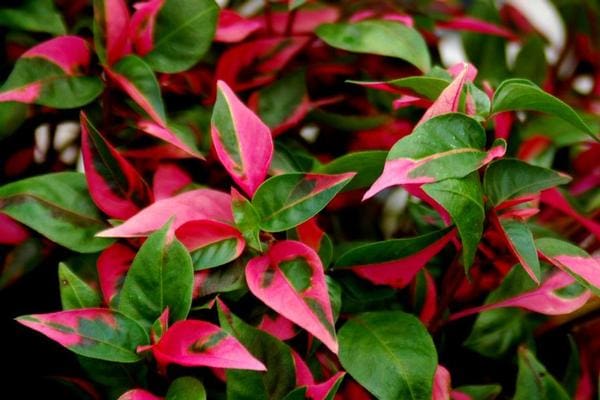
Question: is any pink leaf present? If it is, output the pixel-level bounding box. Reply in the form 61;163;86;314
266;6;340;35
432;365;452;400
129;0;164;56
175;219;245;259
306;371;346;400
97;243;135;305
150;319;266;370
415;269;438;326
292;350;315;386
211;80;273;196
81;112;153;219
259;313;297;341
296;218;326;253
118;389;162;400
23;36;92;75
137;119;204;159
0;83;42;103
152;163;192;200
215;9;262;43
97;188;233;238
0;213;29;245
540;189;600;240
437;16;516;39
246;240;338;353
449;272;591;320
94;0;132;64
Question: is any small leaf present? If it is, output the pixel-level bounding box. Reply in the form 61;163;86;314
0;36;102;108
514;348;570;400
93;0;131;65
215;9;262;43
338;311;437;400
483;159;571;206
166;376;206;400
98;188;233;238
253;172;355;232
17;309;148;363
246;240;338;353
492;79;597;141
0;172;113;253
231;188;263;251
316;20;431;72
81;112;153;220
317;151;387;191
364;114;505;200
151;319;265;370
59;263;102;310
334;228;455;288
118;389;162;400
118;224;194;327
495;217;540;282
97;243;135;306
453;385;502;400
211;80;274;196
0;0;66;35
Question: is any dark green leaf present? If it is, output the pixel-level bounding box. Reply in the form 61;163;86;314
59;263;102;310
318;151;387;191
166;376;207;400
0;0;66;35
514;348;570;400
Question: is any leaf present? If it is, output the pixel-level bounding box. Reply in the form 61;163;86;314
193;261;246;299
175;219;245;270
217;302;296;399
98;188;233;238
93;0;131;65
130;0;218;73
211;80;274;196
316;20;431;72
453;385;502;400
0;172;113;253
0;0;66;35
284;372;346;400
334;228;455;288
59;263;102;310
16;308;148;363
166;376;206;400
118;389;162;400
338;311;437;400
0;238;43;289
137;119;204;159
495;218;541;283
536;238;600;295
153;163;192;200
231;188;263;251
81;112;153;220
539;189;600;240
317;151;387;191
492;79;597;141
0;213;29;245
118;224;194;327
150;319;265;370
246;240;338;353
364;114;505;200
437;16;515;39
514;348;570;400
432;365;451;400
107;55;167;126
0;36;103;108
215;9;262;43
253;172;355;232
483;159;571;206
423;173;485;269
97;243;135;306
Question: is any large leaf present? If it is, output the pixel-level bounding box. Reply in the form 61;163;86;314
149;319;265;370
0;36;102;108
130;0;218;73
492;79;597;141
0;172;113;253
423;173;485;269
514;348;570;400
0;0;66;35
246;240;338;353
338;311;437;400
17;309;148;363
252;172;355;232
81;112;153;220
218;302;296;399
364;114;505;200
483;159;571;206
59;263;102;310
211;80;273;196
334;228;455;288
93;0;131;65
316;20;431;72
98;188;233;238
118;224;194;327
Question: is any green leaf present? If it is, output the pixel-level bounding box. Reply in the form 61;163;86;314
0;102;27;140
166;376;207;400
232;189;263;251
218;303;296;400
0;0;66;35
454;384;502;400
483;159;571;206
318;151;387;191
514;348;570;400
0;238;43;289
492;79;597;141
143;0;218;73
118;224;194;327
0;172;113;253
59;263;102;310
499;220;541;283
513;36;547;86
423;173;484;269
316;20;431;72
252;172;354;232
338;311;437;400
256;70;307;130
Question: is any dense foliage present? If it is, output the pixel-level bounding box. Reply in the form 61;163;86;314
1;0;599;399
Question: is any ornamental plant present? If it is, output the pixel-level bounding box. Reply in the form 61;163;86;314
1;0;599;399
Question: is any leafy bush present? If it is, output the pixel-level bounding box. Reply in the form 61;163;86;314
1;0;599;399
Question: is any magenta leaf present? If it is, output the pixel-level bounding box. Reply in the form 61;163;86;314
16;308;149;362
245;240;338;353
305;372;346;400
258;313;297;341
137;120;204;159
97;188;233;238
81;112;153;220
92;0;131;65
150;319;266;371
0;213;29;245
437;16;516;39
432;365;452;400
152;163;192;200
540;189;600;240
97;242;135;306
118;389;162;400
211;80;274;197
215;9;262;43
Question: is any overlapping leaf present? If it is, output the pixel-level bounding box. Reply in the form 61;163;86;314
93;0;131;65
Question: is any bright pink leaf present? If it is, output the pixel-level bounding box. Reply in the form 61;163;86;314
393;95;432;110
415;269;438;326
246;240;338;353
0;213;29;245
129;0;164;56
152;163;192;200
296;218;326;253
175;219;245;258
211;80;273;197
306;371;346;400
292;350;315;386
137;119;204;159
97;243;135;305
449;272;591;320
540;251;600;290
81;112;153;219
150;319;266;371
437;16;516;39
118;389;162;400
23;36;91;74
95;0;131;64
432;365;452;400
267;6;340;35
540;189;600;240
215;9;262;43
0;83;42;103
97;188;233;238
259;313;297;341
